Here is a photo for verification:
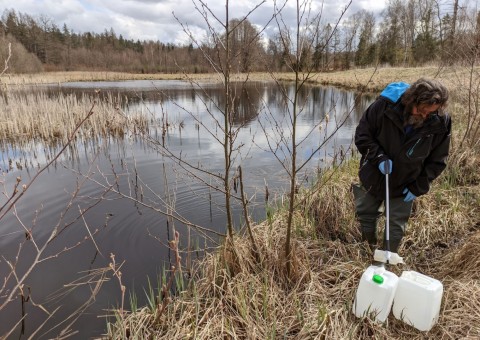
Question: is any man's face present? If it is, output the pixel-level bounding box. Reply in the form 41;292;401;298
412;103;441;119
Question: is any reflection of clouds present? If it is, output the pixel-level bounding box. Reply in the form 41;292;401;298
124;82;374;169
0;139;88;174
22;81;374;187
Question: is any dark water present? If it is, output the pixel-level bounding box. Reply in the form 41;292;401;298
0;80;373;338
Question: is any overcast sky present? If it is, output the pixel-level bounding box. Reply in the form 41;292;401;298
0;0;387;45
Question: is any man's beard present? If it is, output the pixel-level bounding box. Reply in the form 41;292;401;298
406;113;426;128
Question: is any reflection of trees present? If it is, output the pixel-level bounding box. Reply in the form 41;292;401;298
265;83;289;111
31;83;373;129
305;86;333;120
210;82;262;126
37;82;264;126
353;92;374;121
297;86;373;124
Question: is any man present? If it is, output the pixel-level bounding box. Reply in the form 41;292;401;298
353;78;451;255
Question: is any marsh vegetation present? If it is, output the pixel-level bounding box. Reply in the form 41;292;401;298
0;90;150;143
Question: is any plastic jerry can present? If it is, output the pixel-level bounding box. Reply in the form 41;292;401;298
353;265;399;322
393;270;443;331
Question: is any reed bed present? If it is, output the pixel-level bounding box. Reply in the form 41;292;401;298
0;91;149;144
1;71;226;86
3;66;479;92
107;152;480;339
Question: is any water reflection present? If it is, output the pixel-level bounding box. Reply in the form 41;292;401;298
0;80;374;339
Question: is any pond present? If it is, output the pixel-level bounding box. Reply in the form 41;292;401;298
0;80;374;338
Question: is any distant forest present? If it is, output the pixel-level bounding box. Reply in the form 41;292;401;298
1;1;478;74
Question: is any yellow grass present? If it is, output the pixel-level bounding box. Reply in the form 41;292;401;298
107;156;480;339
2;66;476;92
0;91;149;143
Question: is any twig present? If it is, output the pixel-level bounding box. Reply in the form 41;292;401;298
79;205;103;257
0;42;11;77
238;165;259;261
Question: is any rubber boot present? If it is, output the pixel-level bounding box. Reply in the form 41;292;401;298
361;231;377;252
383;239;401;254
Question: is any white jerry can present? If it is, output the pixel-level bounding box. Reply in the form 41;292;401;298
353;265;399;322
393;270;443;331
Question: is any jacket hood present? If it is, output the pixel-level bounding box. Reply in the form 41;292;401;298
379;82;410;103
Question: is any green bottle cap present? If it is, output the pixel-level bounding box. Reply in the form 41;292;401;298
372;274;384;284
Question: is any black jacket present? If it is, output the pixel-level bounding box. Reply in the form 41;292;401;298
355;95;451;200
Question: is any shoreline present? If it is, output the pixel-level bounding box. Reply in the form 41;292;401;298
1;66;467;92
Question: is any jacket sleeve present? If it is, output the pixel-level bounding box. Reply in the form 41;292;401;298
355;99;390;167
410;114;452;196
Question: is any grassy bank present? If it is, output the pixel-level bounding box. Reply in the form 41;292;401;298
2;66;477;91
104;68;480;339
107;157;479;339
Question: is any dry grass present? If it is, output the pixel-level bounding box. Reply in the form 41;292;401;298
2;66;477;91
103;66;480;339
107;155;480;339
0;71;231;86
0;91;149;143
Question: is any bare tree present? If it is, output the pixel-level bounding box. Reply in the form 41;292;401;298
172;1;264;241
457;9;480;148
400;0;416;65
226;18;265;72
341;11;362;70
355;10;376;66
88;0;272;273
0;41;10;75
262;0;352;277
447;0;460;59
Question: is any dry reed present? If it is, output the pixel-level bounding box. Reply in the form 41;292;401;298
107;154;480;339
3;66;478;92
0;91;149;144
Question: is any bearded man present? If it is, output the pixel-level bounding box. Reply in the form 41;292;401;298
352;78;451;255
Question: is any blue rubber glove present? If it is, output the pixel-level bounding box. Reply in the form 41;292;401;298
378;159;392;175
403;188;416;202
